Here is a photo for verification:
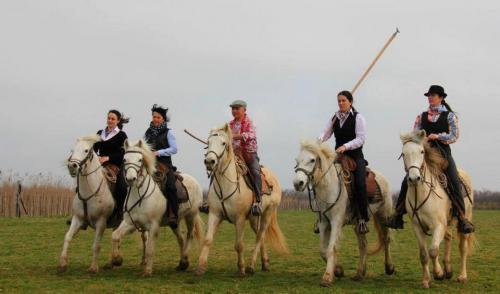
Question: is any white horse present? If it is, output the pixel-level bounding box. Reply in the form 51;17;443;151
59;135;115;273
196;124;289;277
293;140;394;287
106;139;203;276
400;130;475;288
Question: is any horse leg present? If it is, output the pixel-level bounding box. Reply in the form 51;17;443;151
443;227;453;279
352;229;368;281
172;224;187;271
143;222;160;277
381;221;395;275
105;221;134;269
195;213;222;276
429;223;446;281
58;216;82;273
319;221;343;278
140;231;148;266
248;215;269;272
457;232;469;283
320;221;341;287
413;226;431;288
247;210;272;274
87;217;106;273
234;217;247;277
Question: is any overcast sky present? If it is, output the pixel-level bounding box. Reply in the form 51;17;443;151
1;0;499;191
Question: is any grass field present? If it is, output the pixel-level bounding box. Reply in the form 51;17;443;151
0;210;498;293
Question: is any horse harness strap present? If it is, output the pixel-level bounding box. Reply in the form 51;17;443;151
123;173;157;232
209;159;240;224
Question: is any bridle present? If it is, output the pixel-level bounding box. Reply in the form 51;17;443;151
68;148;104;227
294;154;343;224
205;133;240;223
122;149;157;232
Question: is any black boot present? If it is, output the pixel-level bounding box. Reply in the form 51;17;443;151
199;202;209;214
386;214;404;229
458;217;475;234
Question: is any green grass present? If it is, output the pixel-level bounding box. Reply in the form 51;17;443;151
0;210;498;293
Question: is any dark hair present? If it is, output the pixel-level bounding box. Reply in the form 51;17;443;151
441;99;454;113
108;109;129;130
337;90;357;112
151;104;169;122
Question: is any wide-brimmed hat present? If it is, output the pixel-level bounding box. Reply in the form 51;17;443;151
424;85;447;98
229;99;247;108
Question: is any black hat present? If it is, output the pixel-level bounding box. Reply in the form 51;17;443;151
151;104;169;121
424;85;447;98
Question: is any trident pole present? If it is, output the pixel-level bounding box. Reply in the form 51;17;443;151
351;28;400;94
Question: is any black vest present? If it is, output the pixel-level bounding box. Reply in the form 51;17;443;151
421;111;451;154
145;128;173;166
333;112;364;158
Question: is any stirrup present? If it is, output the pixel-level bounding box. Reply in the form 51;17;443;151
356;220;369;235
458;219;475;234
386;215;404;229
251;202;262;216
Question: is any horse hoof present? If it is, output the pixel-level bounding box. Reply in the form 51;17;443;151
176;260;189;272
87;267;98;274
334;265;344;278
351;274;364;282
245;266;255;275
112;256;123;267
457;276;467;283
103;263;114;270
57;265;67;274
235;271;246;278
142;271;153;278
140;260;147;266
422;281;431;289
445;270;453;280
194;267;206;276
261;264;270;272
320;279;332;287
385;264;395;275
433;272;445;281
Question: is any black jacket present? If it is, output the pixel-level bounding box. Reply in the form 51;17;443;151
93;130;128;166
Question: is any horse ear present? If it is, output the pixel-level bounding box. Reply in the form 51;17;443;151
138;140;143;148
124;139;129;149
418;129;426;140
224;123;230;133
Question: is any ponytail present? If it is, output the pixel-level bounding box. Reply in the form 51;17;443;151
441;100;454;113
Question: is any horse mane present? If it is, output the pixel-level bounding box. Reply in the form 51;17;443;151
78;134;101;145
210;123;235;157
126;140;157;174
401;131;448;176
300;139;337;167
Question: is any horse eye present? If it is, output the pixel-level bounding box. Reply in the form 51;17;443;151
222;142;226;146
310;158;315;163
123;159;127;162
139;159;142;162
421;151;424;154
84;149;89;153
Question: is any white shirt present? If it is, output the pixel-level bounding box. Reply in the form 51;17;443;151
100;126;120;141
318;109;367;151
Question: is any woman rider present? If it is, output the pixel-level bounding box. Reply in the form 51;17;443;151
319;90;370;234
93;109;129;223
388;85;474;234
144;104;179;229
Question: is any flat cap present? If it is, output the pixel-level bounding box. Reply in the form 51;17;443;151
229;99;247;108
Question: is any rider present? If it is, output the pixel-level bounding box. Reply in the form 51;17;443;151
229;99;263;216
319;91;369;234
144;104;180;229
388;85;475;234
93;109;129;221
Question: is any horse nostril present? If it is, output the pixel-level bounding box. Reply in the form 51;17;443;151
72;163;77;168
299;180;304;186
416;176;421;181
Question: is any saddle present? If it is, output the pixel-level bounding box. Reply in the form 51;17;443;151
102;163;120;194
153;162;190;204
335;154;382;203
235;154;273;198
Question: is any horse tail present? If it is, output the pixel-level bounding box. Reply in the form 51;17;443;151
368;215;386;255
265;209;290;255
193;214;204;243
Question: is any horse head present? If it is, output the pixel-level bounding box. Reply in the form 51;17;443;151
400;130;427;184
204;123;232;172
293;139;334;191
123;139;156;186
67;135;101;177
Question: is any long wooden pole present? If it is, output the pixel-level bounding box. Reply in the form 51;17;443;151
184;129;208;145
351;28;400;94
